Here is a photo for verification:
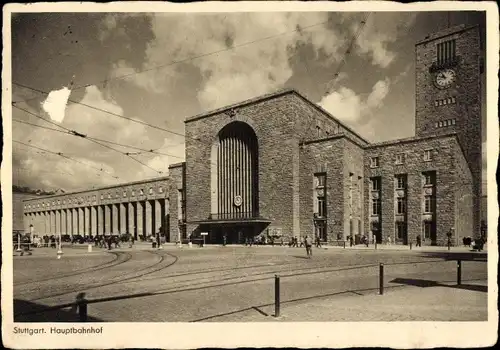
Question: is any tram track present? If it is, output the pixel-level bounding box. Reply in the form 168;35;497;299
14;251;128;287
30;250;179;302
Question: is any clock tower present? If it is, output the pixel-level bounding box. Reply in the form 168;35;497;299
415;24;483;236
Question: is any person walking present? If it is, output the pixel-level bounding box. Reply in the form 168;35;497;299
304;235;313;258
416;234;422;247
315;235;322;248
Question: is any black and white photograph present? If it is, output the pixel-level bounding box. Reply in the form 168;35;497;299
2;1;498;348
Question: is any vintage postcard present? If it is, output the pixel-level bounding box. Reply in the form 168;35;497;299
2;1;498;348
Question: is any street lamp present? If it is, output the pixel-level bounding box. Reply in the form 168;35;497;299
57;231;63;259
16;232;22;253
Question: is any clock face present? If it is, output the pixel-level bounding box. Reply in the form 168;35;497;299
435;69;456;89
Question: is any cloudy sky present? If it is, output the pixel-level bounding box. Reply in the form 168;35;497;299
9;10;487;193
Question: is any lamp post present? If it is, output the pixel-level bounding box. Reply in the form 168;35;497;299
16;232;22;252
57;231;63;259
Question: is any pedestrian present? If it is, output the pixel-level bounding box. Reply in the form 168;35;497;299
315;235;322;248
129;234;135;248
107;235;112;250
304;235;313;258
223;234;227;246
416;234;422;247
387;236;392;246
349;235;353;247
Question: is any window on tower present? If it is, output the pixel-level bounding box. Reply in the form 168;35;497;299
437;39;456;65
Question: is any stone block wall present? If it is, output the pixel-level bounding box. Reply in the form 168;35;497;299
364;134;463;246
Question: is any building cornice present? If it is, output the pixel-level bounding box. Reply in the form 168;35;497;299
416;24;479;45
22;176;170;203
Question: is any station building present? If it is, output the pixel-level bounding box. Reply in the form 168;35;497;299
22;24;483;246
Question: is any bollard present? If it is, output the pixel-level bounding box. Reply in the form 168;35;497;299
409;242;412;250
78;300;88;322
274;275;280;317
343;241;345;249
375;241;377;250
457;260;462;285
379;263;384;295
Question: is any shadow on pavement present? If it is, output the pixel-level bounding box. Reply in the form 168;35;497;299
390;278;487;293
14;299;104;322
417;251;487;261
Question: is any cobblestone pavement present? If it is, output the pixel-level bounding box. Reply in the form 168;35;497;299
13;244;488;322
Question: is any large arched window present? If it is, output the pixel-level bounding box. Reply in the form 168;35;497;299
212;121;259;220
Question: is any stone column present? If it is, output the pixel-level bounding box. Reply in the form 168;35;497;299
44;212;50;235
78;207;84;234
120;203;127;234
91;206;98;236
155;200;162;234
61;209;66;235
55;210;61;235
104;205;111;235
145;200;153;236
72;208;78;236
128;203;135;238
98;206;104;235
112;204;119;235
84;207;91;236
136;201;144;239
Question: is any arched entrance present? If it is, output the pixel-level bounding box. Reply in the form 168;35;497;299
205;121;263;243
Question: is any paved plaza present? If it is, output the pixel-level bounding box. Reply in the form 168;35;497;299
13;243;488;322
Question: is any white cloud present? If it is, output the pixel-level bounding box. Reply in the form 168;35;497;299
41;87;71;123
319;78;391;123
107;13;347;111
354;13;417;68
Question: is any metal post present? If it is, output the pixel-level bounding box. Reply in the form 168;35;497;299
410;242;412;250
78;300;88;322
274;275;280;317
17;233;22;252
203;235;205;247
379;263;384;295
343;240;345;249
457;260;462;285
375;240;377;250
57;232;63;259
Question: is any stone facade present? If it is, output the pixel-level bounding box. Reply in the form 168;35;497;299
415;24;482;238
21;24;482;247
22;177;170;240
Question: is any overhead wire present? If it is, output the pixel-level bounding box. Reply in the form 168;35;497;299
13;140;120;180
324;12;372;95
12;15;336;105
11;115;184;160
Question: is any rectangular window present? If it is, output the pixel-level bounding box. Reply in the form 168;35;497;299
423;150;432;162
370;156;379;168
371;177;381;191
396;222;406;240
424;221;433;240
397;197;406;215
317;198;326;218
395;175;406;189
437;39;456;65
371;198;381;216
423;171;435;186
316;173;326;188
395;153;404;165
424;195;433;213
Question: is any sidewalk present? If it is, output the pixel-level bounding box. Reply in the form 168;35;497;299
205;280;488;322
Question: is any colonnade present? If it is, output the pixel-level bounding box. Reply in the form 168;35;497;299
24;199;169;240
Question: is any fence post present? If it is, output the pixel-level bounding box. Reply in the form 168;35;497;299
457;260;462;285
78;300;88;322
274;275;280;317
379;263;384;295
